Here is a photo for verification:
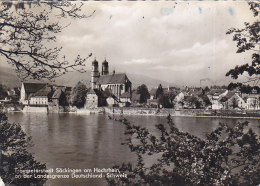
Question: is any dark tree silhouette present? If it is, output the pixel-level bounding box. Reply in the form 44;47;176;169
0;1;94;80
71;83;88;109
155;84;163;99
107;116;260;185
0;113;47;185
136;84;150;103
226;2;260;91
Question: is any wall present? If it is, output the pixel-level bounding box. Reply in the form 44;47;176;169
23;106;48;113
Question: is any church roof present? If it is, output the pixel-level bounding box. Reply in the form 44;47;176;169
96;73;129;85
23;82;47;94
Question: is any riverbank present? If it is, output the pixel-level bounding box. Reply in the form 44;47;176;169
4;106;260;119
103;107;260;119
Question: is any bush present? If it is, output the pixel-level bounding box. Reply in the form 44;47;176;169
107;115;260;185
0;113;47;185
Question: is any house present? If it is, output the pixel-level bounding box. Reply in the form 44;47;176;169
91;59;132;98
245;94;260;110
27;86;52;106
207;89;228;110
221;91;246;110
85;89;107;108
20;82;47;105
174;92;185;109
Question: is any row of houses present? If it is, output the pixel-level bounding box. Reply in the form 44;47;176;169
148;86;260;110
17;81;260;111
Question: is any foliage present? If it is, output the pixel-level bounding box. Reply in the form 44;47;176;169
203;86;210;94
226;2;260;90
0;1;94;80
107;116;260;186
70;83;88;108
199;94;212;107
166;92;177;107
0;112;47;185
155;84;163;99
0;85;8;100
136;84;150;103
59;91;69;106
158;94;172;108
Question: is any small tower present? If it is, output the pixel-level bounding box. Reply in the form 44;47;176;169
102;59;109;75
91;58;100;89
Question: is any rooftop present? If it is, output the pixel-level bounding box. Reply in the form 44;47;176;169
96;73;130;85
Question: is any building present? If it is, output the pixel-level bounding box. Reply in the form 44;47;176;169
207;89;228;110
20;82;48;105
20;82;70;112
244;94;260;110
91;59;132;98
85;89;107;108
220;91;245;110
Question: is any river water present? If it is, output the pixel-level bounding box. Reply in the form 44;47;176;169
6;112;260;186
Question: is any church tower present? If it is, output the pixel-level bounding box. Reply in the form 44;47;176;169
102;59;109;75
91;58;100;89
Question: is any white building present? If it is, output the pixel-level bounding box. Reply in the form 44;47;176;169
20;82;47;105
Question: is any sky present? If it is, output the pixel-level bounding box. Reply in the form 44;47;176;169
0;1;256;87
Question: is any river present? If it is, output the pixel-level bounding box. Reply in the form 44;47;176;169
6;112;260;186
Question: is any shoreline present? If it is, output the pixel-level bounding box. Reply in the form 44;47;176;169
4;107;260;120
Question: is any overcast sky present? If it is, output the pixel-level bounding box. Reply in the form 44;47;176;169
1;1;256;87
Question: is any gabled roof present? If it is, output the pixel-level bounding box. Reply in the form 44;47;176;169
224;91;236;100
96;73;130;85
33;86;52;97
23;82;47;94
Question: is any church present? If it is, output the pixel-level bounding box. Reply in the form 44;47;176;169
91;59;132;98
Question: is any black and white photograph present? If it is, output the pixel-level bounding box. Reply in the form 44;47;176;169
0;1;259;186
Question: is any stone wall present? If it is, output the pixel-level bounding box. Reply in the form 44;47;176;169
22;106;48;113
104;107;260;118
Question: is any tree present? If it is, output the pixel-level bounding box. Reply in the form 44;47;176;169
59;91;69;107
70;82;88;108
0;1;94;80
107;116;260;186
0;2;92;184
189;96;201;109
0;84;8;100
226;2;260;91
155;84;163;99
158;94;172;108
136;84;150;103
0;113;47;185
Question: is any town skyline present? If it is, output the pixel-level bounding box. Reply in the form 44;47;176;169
0;1;256;87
